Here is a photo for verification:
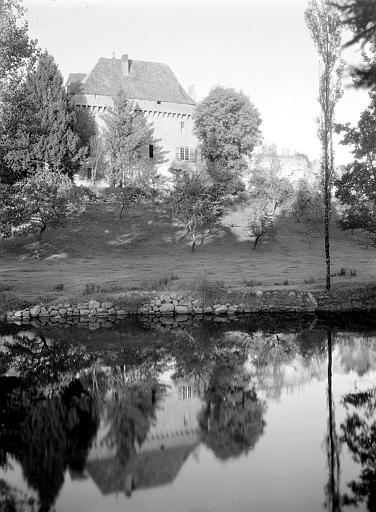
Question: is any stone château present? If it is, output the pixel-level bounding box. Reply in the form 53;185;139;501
66;54;199;177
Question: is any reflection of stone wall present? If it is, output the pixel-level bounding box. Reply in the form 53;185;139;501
3;290;318;326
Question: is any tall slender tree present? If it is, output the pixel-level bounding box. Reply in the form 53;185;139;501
305;0;344;290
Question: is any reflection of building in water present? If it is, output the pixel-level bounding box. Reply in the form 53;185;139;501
86;371;204;497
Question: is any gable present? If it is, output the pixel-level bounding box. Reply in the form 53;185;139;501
74;57;195;105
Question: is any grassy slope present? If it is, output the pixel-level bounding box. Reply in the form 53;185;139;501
0;200;375;305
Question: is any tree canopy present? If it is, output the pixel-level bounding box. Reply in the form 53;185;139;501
194;86;262;187
1;51;85;183
0;167;88;239
166;168;225;251
103;88;164;187
335;99;376;235
333;0;376;90
0;0;37;97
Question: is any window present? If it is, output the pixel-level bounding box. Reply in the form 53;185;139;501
180;121;185;134
176;147;198;162
179;147;189;161
157;100;161;104
149;144;154;158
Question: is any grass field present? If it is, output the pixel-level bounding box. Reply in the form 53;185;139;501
0;199;375;305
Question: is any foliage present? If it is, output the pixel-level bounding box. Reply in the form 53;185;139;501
0;168;88;239
1;52;85;183
199;351;266;460
0;0;37;97
0;377;99;512
166;168;225;251
103;88;164;187
73;107;97;150
87;134;106;185
335;100;376;235
332;0;376;90
305;0;344;290
291;179;324;247
242;202;275;250
248;155;294;214
117;182;156;218
194;86;262;190
99;371;162;466
340;387;376;509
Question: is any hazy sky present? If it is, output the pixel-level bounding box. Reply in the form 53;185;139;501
23;0;370;163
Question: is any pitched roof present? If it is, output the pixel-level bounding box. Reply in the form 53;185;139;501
69;57;195;105
86;444;196;495
66;73;87;94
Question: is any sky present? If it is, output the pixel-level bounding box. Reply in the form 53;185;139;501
22;0;371;164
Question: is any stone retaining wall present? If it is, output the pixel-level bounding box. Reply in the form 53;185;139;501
3;290;318;325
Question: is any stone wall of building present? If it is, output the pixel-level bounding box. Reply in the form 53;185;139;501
72;94;198;177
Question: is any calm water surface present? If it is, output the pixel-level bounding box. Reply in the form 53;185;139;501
1;317;376;512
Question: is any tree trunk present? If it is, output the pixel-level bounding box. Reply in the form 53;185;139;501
253;236;260;250
324;180;331;290
191;231;197;252
38;223;46;241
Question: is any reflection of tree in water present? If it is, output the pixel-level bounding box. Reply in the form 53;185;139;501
0;377;99;512
325;331;341;512
0;334;100;512
1;332;97;391
0;478;37;512
199;351;266;460
96;365;164;466
340;387;376;511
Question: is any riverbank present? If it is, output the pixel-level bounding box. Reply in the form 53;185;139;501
2;284;376;326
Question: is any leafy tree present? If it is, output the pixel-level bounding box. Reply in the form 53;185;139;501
0;167;88;240
103;88;164;187
248;156;294;215
199;351;266;461
167;169;225;251
1;52;85;183
335;100;376;236
332;0;376;91
88;134;106;186
73;107;97;151
340;387;376;510
0;378;99;512
305;0;344;290
118;182;155;218
242;202;275;250
0;0;37;97
194;86;262;190
292;179;324;247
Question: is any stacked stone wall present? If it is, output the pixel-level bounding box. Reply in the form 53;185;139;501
2;290;318;327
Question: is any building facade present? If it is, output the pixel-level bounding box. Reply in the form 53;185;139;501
67;54;199;179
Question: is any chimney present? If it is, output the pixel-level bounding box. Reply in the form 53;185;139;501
121;54;129;75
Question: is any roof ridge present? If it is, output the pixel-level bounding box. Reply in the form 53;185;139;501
74;56;195;105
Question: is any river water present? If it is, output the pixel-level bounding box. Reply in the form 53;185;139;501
1;316;376;512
